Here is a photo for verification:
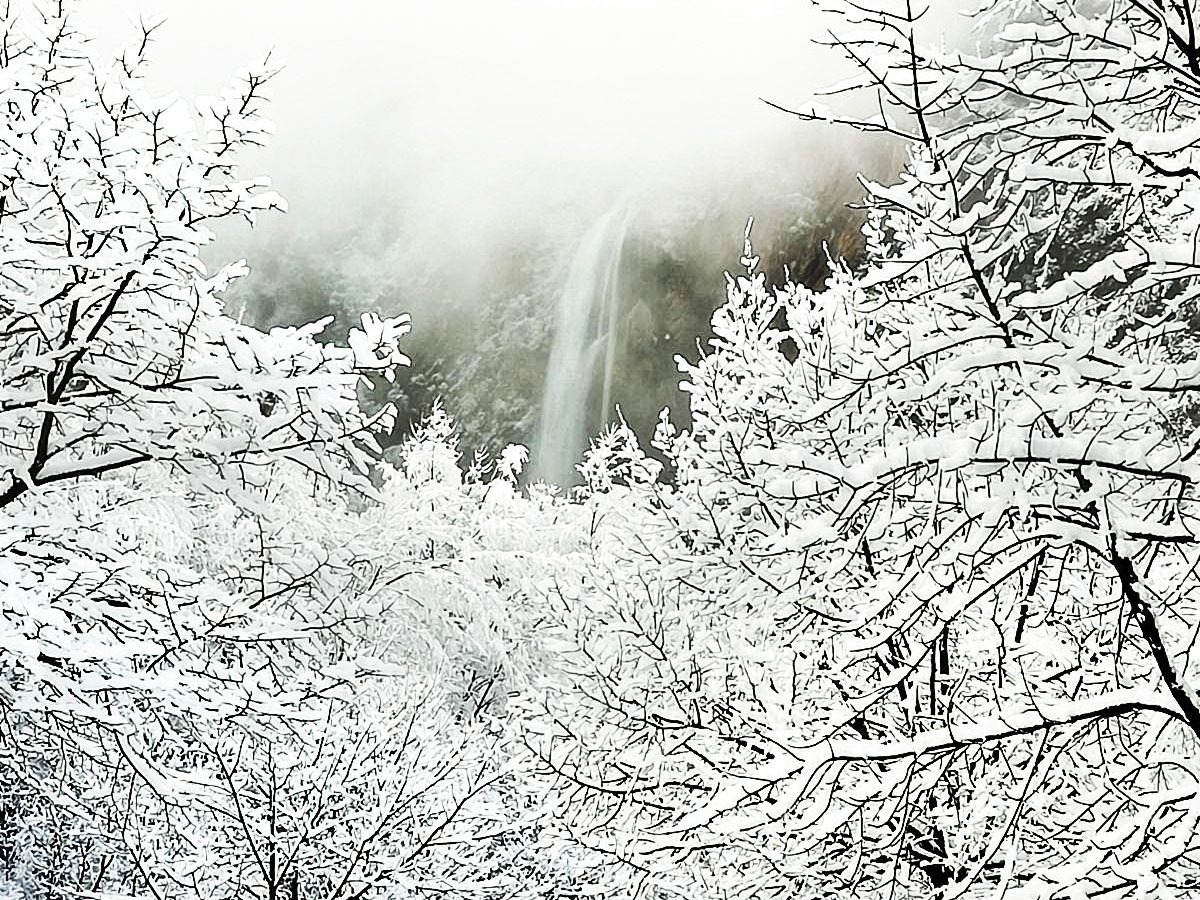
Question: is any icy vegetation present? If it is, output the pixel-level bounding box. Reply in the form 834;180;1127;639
4;0;1200;898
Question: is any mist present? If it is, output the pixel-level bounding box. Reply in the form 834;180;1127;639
79;1;955;469
82;1;870;250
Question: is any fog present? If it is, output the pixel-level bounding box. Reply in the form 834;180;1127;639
82;1;865;250
78;1;958;465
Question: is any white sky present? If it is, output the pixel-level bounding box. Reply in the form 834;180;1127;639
80;1;869;239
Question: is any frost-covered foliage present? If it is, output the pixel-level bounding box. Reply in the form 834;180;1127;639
1;442;597;899
576;413;662;495
533;0;1200;897
0;0;392;730
12;0;1200;898
0;4;583;898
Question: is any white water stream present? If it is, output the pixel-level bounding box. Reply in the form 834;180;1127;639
531;206;632;486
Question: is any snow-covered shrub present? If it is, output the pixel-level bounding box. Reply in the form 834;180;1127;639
534;1;1200;897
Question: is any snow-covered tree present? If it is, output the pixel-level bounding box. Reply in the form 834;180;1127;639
0;4;469;896
536;0;1200;897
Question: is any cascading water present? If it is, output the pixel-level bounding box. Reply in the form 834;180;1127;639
531;206;633;486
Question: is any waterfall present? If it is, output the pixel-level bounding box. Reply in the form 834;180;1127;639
531;206;632;486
